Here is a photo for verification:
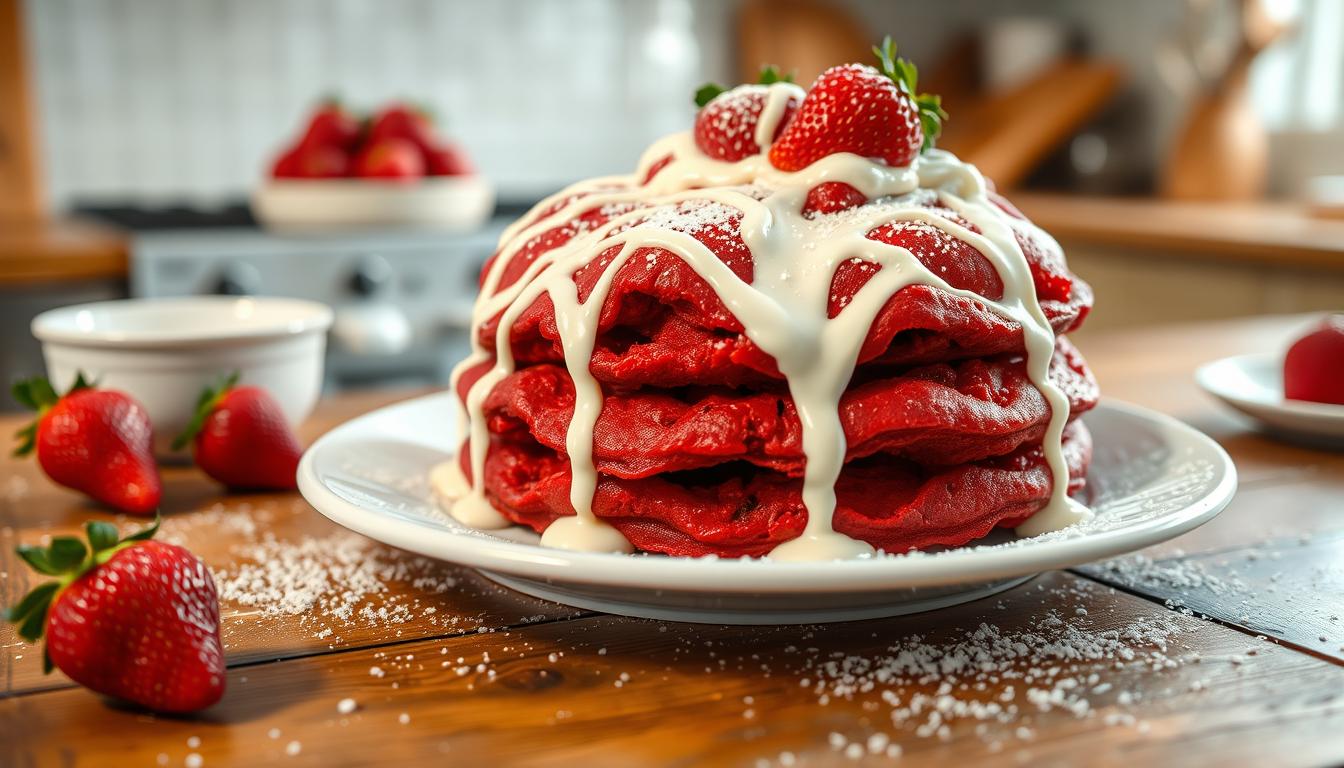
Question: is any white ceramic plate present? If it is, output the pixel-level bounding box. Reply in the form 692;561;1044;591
252;176;494;231
1197;353;1344;447
298;394;1236;624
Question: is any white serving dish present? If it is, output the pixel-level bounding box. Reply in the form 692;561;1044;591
32;296;333;458
252;176;495;231
1197;352;1344;446
298;395;1237;625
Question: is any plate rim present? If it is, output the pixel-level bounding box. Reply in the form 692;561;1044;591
1196;352;1344;423
297;394;1237;593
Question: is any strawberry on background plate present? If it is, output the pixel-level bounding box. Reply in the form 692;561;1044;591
354;137;426;180
4;516;225;713
769;37;947;172
1283;314;1344;405
693;65;802;163
174;373;304;490
12;374;161;515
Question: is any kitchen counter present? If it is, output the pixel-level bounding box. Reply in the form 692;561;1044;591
2;315;1344;765
1013;193;1344;272
0;217;129;286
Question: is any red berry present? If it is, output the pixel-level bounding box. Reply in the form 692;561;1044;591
802;182;868;216
694;84;800;163
5;518;225;713
1284;315;1344;405
299;100;362;152
354;137;425;180
293;142;351;178
367;104;438;153
12;374;161;515
175;375;303;490
769;38;945;172
270;145;304;178
425;142;475;176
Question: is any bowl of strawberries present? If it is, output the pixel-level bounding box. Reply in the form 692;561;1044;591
253;100;494;231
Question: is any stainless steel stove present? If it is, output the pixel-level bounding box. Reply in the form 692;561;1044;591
129;218;512;390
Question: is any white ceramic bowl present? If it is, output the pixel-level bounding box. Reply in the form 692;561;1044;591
252;176;495;231
32;297;333;457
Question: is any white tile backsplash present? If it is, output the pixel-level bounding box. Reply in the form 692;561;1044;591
23;0;735;211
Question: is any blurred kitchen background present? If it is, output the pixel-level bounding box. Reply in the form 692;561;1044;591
2;0;1343;406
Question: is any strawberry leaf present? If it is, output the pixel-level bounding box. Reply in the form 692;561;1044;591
120;514;161;544
17;597;51;644
871;35;948;153
3;581;58;626
86;520;119;552
16;546;58;576
11;377;58;412
12;423;36;458
694;83;726;108
757;65;795;85
173;372;240;451
47;537;88;571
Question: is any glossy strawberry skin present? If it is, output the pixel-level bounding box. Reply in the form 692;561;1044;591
694;86;800;163
355;137;425;180
1284;315;1344;405
194;387;302;490
45;540;225;713
367;104;437;153
769;63;923;172
300;102;362;152
36;390;160;515
425;142;474;176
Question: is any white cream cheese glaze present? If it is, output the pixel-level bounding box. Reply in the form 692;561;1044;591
447;82;1091;559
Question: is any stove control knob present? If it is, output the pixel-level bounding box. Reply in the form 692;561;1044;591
212;263;261;296
349;256;392;297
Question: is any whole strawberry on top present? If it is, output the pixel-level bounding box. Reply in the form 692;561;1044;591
12;374;161;515
769;37;947;171
174;373;303;490
693;65;803;163
4;517;225;713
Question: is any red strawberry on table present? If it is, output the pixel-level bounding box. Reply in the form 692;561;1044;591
174;373;303;490
769;37;947;172
12;374;161;515
4;516;225;713
354;137;426;180
1283;314;1344;405
693;66;802;163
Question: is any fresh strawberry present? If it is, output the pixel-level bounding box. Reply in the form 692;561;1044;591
299;99;362;152
425;142;475;176
270;145;304;178
802;182;868;216
1284;314;1344;405
354;137;425;180
367;103;438;153
293;142;351;178
4;517;225;713
12;374;160;515
769;37;946;172
174;373;302;490
693;66;802;163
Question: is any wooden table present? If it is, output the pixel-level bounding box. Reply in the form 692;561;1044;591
3;315;1343;767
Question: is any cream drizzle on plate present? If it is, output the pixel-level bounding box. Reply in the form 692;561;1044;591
446;83;1091;559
